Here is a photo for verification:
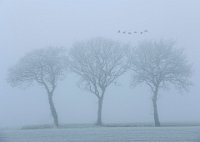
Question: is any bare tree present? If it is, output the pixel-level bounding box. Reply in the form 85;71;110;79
7;47;68;128
69;37;127;126
128;40;192;127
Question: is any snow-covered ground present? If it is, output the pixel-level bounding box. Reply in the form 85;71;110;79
1;127;200;142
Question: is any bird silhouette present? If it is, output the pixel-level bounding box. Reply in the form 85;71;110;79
117;30;148;35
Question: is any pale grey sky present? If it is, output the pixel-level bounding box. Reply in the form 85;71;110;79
0;0;200;127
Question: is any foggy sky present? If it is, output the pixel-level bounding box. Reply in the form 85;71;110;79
0;0;200;128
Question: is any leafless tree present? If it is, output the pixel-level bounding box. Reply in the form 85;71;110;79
128;40;192;127
69;37;127;126
7;47;68;128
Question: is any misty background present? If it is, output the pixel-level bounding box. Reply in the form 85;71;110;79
0;0;200;128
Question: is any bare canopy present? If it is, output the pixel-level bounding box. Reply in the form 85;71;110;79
128;40;192;127
7;47;68;128
69;37;127;125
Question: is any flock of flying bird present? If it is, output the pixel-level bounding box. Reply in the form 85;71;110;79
117;29;148;35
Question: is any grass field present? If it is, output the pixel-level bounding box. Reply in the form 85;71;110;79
1;126;200;142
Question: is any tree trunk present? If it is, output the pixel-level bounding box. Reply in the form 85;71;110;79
48;94;59;128
96;97;103;126
152;89;160;127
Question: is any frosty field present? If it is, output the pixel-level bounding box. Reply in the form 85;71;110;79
1;126;200;142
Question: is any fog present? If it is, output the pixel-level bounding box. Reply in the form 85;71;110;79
0;0;200;128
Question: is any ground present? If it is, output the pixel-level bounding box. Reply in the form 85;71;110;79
1;126;200;142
